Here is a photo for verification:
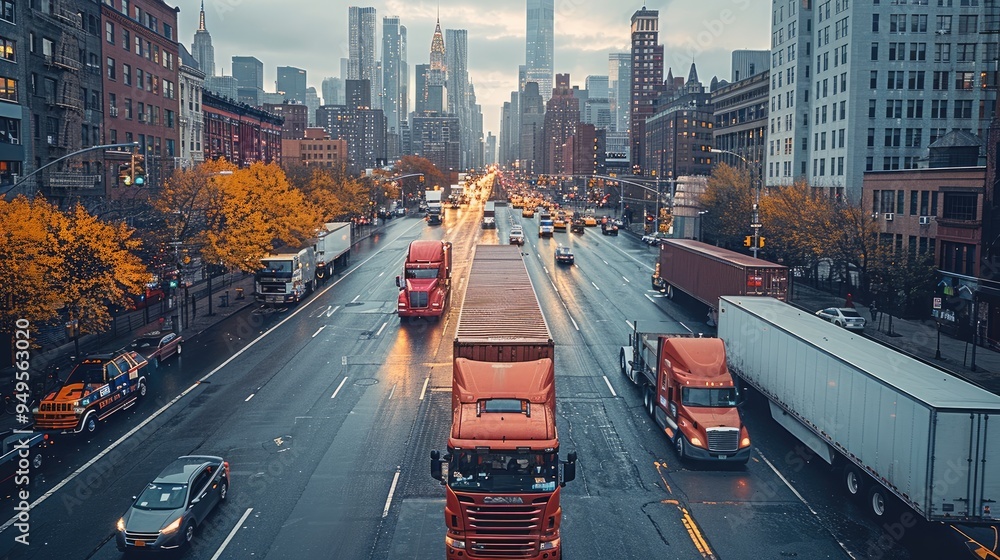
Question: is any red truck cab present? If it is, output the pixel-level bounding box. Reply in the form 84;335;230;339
396;240;452;319
621;322;750;464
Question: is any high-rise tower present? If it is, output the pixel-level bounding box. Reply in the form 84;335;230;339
348;6;378;109
383;16;404;134
446;29;471;167
191;0;215;76
526;0;554;103
629;7;664;174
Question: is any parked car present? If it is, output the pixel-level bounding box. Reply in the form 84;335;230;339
116;456;230;552
642;232;670;245
508;227;525;245
0;430;46;487
815;307;867;331
130;331;183;368
555;246;575;265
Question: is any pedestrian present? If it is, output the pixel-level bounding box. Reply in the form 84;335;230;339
845;292;854;308
869;301;878;322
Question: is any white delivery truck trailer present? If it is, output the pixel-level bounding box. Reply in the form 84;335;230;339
314;222;351;282
718;296;1000;528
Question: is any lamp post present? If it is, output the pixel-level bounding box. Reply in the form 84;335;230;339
711;148;761;258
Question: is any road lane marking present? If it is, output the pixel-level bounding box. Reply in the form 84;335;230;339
342;355;348;366
626;320;634;329
603;260;609;265
388;383;397;400
378;271;385;277
382;468;402;518
327;305;339;317
351;294;360;303
543;266;549;275
245;393;255;402
644;294;655;303
679;505;714;558
210;507;255;560
602;376;617;397
419;376;430;400
331;376;349;399
312;326;325;338
550;280;559;293
375;321;388;337
591;282;600;291
757;449;858;559
623;276;630;283
0;218;431;538
570;316;579;331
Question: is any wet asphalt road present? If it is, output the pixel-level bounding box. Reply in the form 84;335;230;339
0;199;978;560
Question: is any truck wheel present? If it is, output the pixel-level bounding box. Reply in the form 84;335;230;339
675;434;687;460
84;415;98;434
619;350;627;377
665;285;674;299
844;464;864;499
137;381;147;398
868;485;894;519
31;453;42;470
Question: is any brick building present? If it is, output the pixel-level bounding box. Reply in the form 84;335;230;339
282;127;347;167
202;90;282;166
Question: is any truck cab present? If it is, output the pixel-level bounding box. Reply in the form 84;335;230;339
34;351;148;434
396;241;452;319
621;322;750;464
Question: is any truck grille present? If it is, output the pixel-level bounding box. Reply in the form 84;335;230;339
409;291;429;308
462;498;544;557
706;428;740;453
39;402;74;412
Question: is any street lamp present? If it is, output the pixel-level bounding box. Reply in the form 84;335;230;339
711;148;761;258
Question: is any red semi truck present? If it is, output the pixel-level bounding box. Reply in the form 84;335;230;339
651;239;789;321
431;244;577;559
395;240;452;319
620;320;751;464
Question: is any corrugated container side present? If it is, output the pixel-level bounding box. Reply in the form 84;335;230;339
455;245;553;363
659;240;789;307
718;298;934;519
720;296;1000;524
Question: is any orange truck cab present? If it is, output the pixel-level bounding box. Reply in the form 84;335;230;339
34;350;148;434
396;240;452;319
620;321;751;464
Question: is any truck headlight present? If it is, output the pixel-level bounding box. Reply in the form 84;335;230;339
116;517;126;532
689;437;704;448
540;538;560;550
740;437;751;448
73;407;86;414
444;535;466;549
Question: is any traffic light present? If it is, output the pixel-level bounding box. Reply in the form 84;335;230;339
132;154;146;186
759;237;765;248
419;175;425;183
744;236;752;247
118;162;132;186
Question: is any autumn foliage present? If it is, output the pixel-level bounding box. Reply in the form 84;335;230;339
0;196;149;336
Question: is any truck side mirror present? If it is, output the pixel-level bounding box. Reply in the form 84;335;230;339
430;450;443;481
561;452;577;486
395;276;402;288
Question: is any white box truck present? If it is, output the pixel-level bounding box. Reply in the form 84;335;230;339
718;296;1000;529
314;222;351;282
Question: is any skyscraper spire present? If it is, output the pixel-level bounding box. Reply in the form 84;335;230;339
198;0;206;31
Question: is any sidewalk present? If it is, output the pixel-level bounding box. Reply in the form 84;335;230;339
790;283;1000;395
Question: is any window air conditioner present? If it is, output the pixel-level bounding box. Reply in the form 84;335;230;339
919;216;931;225
884;213;894;221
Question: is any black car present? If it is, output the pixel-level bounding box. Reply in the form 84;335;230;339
129;331;183;368
601;221;619;235
116;456;229;552
555;246;575;265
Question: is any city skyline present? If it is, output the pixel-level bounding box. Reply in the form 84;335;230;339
174;0;769;135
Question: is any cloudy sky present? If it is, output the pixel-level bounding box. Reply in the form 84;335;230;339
177;0;769;136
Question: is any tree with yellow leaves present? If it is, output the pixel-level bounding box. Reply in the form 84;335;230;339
48;203;151;341
160;159;325;273
0;196;66;330
698;163;754;248
759;181;839;269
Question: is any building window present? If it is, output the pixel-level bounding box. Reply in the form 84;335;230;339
884;128;901;147
0;77;15;101
942;192;977;221
105;21;114;43
907;99;924;118
869;99;877;118
935;43;950;62
123;63;131;86
957;43;976;62
886;99;903;118
908;71;925;89
870;70;878;88
931;99;948;118
122;29;129;51
871;42;879;60
933;71;949;90
0;37;14;61
125;98;132;119
0;1;13;23
163;23;173;40
886;70;903;89
106;57;115;80
955;71;975;89
954;99;973;118
910;43;926;61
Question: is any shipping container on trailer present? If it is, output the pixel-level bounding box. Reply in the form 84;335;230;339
653;239;789;315
718;296;1000;527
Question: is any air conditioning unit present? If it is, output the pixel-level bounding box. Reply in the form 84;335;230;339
884;213;894;221
919;215;931;225
109;106;118;117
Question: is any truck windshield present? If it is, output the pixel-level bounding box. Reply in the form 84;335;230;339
405;268;438;279
64;363;106;386
448;451;558;493
261;260;293;273
682;387;738;407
